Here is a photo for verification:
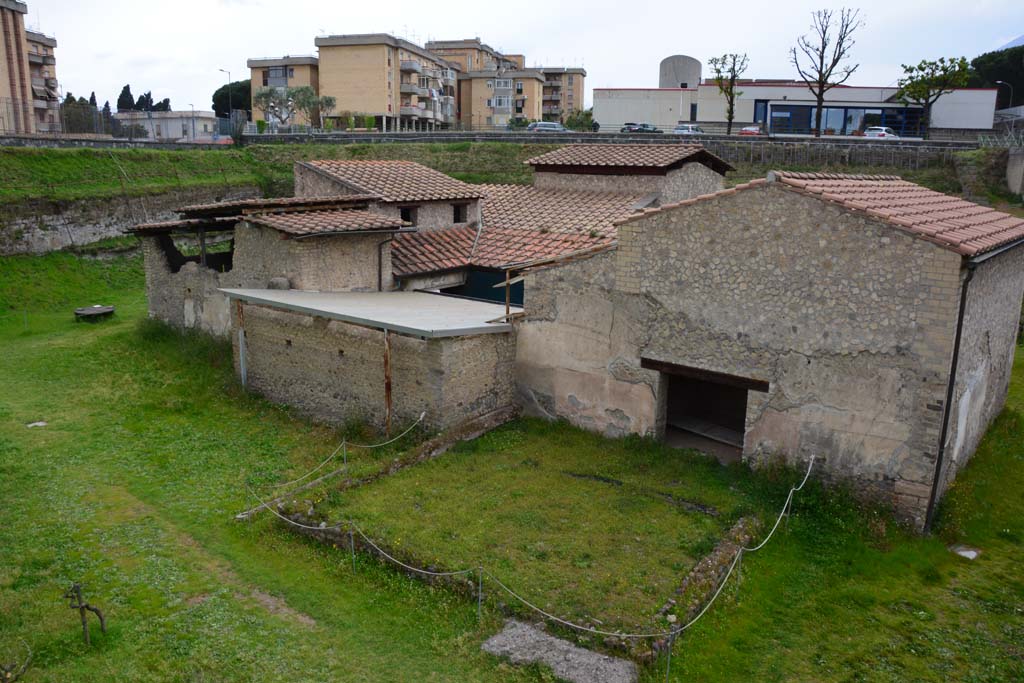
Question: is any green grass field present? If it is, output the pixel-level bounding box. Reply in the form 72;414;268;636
1;252;1022;682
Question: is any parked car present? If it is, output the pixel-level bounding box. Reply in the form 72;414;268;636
738;125;765;136
671;124;706;136
620;122;662;133
526;121;566;132
864;126;900;139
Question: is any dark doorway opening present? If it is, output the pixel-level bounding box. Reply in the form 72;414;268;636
666;375;747;449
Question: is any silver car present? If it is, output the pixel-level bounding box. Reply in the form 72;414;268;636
671;124;706;136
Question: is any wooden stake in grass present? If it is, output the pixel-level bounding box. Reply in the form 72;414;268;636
64;584;106;646
0;640;31;682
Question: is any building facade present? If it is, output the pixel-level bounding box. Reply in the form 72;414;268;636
247;55;319;125
594;82;998;137
1;0;60;134
113;110;219;142
458;70;545;128
539;67;585;122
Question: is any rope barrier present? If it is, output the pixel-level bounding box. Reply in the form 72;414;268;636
243;453;817;645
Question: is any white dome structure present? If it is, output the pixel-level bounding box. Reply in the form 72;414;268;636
659;55;702;89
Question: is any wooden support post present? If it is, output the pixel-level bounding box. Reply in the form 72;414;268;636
199;228;207;267
383;328;392;436
504;269;511;319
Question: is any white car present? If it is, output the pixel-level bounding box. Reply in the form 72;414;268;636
864;126;900;139
671;124;706;136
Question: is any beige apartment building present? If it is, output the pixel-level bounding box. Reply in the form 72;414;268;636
314;33;457;131
247;55;319;125
247;33;582;130
459;70;544;128
1;0;60;134
539;67;585;122
26;29;58;132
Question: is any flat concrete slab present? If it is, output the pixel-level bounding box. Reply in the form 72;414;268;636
220;289;520;338
482;620;637;683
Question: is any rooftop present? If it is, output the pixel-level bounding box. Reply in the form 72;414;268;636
219;289;518;338
179;195;380;218
617;172;1024;258
25;30;57;47
247;55;318;68
245;209;409;238
314;33;458;70
391;225;476;277
300;160;486;203
526;144;733;175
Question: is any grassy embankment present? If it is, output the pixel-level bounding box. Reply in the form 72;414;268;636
0;142;973;209
1;251;1022;682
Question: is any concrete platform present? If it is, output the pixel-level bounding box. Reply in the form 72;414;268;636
220;289;521;338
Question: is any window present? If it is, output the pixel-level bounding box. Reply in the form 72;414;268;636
492;96;511;108
690;103;698;122
486;80;493;88
495;79;512;89
753;100;768;123
288;67;294;78
399;206;418;224
453;204;468;223
155;124;162;136
568;75;574;84
182;124;188;137
515;81;523;94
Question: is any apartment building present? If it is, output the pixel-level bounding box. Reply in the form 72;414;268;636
459;70;544;128
424;38;519;72
25;29;58;132
1;0;60;134
314;33;457;131
247;55;319;125
538;67;585;122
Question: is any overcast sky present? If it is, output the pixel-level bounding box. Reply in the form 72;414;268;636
25;0;1024;112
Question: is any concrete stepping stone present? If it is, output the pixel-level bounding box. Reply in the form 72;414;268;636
482;619;637;683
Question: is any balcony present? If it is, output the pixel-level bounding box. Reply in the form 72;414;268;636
544;80;562;87
399;105;421;117
28;53;56;66
400;83;427;96
542;92;561;102
400;60;422;74
543;105;562;115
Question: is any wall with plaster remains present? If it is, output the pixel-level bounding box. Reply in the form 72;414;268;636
229;302;516;431
940;245;1024;492
531;163;724;204
140;222;394;336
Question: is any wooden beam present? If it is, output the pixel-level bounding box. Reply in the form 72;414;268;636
383;329;392;436
640;357;770;392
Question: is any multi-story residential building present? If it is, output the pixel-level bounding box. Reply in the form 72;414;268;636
247;55;319;125
459;70;544;128
1;0;60;134
538;67;586;122
314;33;457;131
423;38;518;72
25;29;59;132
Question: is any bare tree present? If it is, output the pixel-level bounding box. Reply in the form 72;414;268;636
790;8;864;137
708;54;750;135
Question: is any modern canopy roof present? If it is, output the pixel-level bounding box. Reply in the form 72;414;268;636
525;143;734;175
299;160;486;203
616;171;1024;258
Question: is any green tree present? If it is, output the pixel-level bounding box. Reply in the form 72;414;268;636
708;53;749;135
153;98;171;112
212;80;251;119
969;45;1024;109
897;57;970;138
290;86;336;127
252;87;296;125
88;91;97;107
116;84;134;112
791;8;863;137
563;108;593;131
134;91;154;111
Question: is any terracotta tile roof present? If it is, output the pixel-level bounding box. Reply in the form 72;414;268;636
392;226;477;277
772;172;1024;256
179;195;380;217
391;184;648;276
525;143;733;173
245;209;409;237
618;172;1024;258
301;160;485;203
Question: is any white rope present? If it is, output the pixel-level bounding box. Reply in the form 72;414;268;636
269;412;425;490
250;451;816;642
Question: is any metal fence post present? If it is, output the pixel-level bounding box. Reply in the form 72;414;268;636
349;527;356;572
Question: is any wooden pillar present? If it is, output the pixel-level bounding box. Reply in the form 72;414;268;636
504;269;511;318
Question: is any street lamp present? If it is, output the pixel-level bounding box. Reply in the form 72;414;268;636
995;80;1015;110
188;103;195;141
219;68;232;123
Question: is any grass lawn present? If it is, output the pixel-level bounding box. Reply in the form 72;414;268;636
316;420;784;635
1;251;1022;682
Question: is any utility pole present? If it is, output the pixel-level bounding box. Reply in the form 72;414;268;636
219;68;232;124
188;103;195;141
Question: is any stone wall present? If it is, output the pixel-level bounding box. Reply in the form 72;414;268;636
0;184;259;255
1008;148;1024;196
519;182;977;526
532;163;724;203
230;302;516;431
940;245;1024;492
140;222;394;336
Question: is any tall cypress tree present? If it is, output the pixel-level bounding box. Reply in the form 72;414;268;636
116;84;134;112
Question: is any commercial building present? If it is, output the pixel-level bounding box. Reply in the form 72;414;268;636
0;0;60;134
594;55;997;138
113;109;219;142
246;55;319;125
